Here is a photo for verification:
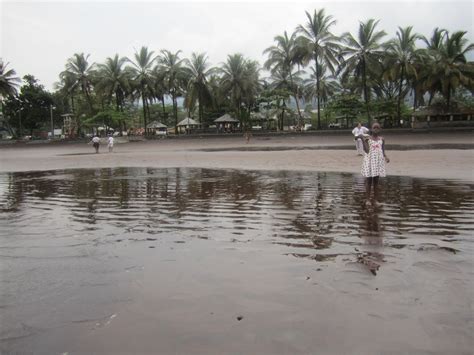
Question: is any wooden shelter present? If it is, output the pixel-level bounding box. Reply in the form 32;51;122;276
214;114;239;132
177;117;199;134
147;120;168;136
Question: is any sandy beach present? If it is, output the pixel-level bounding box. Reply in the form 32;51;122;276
0;132;473;354
1;131;473;181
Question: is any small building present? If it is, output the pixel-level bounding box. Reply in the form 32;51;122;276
214;114;239;133
177;117;199;134
147;121;168;136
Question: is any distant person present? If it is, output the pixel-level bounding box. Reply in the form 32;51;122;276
91;135;100;153
358;122;390;205
244;130;252;144
108;135;114;153
352;122;369;155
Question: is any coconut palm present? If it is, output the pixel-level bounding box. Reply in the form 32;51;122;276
242;60;262;109
0;60;21;99
158;50;186;132
423;30;474;109
62;53;96;112
264;31;304;125
303;63;340;110
56;70;79;113
386;26;422;122
95;54;131;112
149;66;168;119
219;53;248;120
416;28;448;105
207;74;226;112
184;52;215;125
127;46;156;132
297;9;340;129
339;19;387;124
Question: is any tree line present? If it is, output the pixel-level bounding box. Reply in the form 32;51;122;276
1;9;473;137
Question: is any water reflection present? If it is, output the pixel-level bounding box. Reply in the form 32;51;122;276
0;168;473;267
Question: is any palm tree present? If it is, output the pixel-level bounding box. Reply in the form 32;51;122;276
56;71;79;113
149;66;168;120
386;26;422;123
95;54;131;112
339;19;387;124
219;53;248;121
207;74;226;112
241;59;262;127
158;50;186;133
128;46;156;132
62;53;96;112
423;30;474;109
0;60;21;99
297;9;340;129
184;52;215;125
304;63;339;111
264;31;304;126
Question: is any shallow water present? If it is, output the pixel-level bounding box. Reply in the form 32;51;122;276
1;168;473;354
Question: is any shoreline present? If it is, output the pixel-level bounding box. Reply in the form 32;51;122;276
0;133;473;181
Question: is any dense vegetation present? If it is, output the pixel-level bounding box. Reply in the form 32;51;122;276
1;9;473;137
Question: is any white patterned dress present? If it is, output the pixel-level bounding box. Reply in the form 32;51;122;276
361;137;386;177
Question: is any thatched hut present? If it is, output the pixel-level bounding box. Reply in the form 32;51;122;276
147;121;168;136
177;117;199;134
214;114;239;132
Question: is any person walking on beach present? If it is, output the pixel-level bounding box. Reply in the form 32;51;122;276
358;122;390;205
244;130;252;144
91;135;100;153
107;135;114;153
352;122;369;155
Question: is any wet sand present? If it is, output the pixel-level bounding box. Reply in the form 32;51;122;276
0;131;473;181
1;133;473;354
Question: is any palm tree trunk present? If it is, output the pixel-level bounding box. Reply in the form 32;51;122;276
281;103;286;131
141;92;147;135
362;59;371;125
446;84;451;110
161;95;166;118
289;71;303;127
146;98;151;124
71;95;75;113
397;67;405;126
315;57;321;130
412;86;417;112
198;91;203;126
115;90;120;112
83;84;94;113
173;94;178;135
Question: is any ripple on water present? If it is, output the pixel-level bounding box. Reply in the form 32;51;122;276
2;168;472;253
0;168;473;352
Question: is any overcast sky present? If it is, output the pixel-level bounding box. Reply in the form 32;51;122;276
1;0;473;90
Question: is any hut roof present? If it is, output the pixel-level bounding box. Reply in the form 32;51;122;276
214;114;239;123
177;117;199;126
147;120;167;128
